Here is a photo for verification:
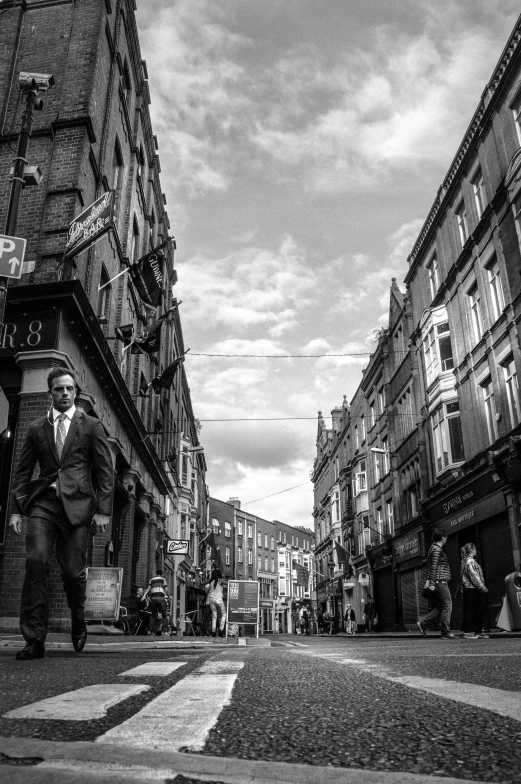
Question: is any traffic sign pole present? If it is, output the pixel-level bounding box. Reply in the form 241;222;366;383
0;87;37;338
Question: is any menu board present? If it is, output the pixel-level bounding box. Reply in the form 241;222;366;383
84;567;123;621
227;580;259;625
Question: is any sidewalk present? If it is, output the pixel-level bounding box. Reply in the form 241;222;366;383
0;631;272;651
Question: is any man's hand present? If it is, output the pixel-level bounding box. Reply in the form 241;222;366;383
8;514;23;536
92;513;110;535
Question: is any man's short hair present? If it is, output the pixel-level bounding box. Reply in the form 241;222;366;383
432;528;446;542
47;366;77;391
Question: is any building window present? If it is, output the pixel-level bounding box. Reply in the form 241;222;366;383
386;499;394;535
467;283;483;344
357;517;371;555
238;547;243;563
455;199;469;247
225;547;230;565
503;357;521;428
360;415;365;442
382;436;389;475
472;168;486;219
264;556;268;571
264;533;268;548
486;258;505;322
271;557;275;571
225;521;231;538
257;555;261;570
247;523;253;539
248;549;253;565
481;377;498;444
129;216;140;264
427;254;439;300
432;401;465;473
112;138;124;221
513;92;521;145
369;400;376;428
122;58;132;106
271;536;275;550
238;521;243;536
257;531;262;547
212;518;220;535
423;322;454;386
98;266;110;321
377;384;385;416
355;461;366;494
402;459;420;520
354;425;359;450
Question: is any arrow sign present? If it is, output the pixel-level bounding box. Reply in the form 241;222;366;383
0;235;27;279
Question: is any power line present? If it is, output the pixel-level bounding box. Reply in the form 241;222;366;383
190;352;372;358
242;480;310;506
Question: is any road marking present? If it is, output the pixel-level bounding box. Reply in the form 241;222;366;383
96;659;244;751
306;651;521;722
3;684;148;721
119;662;187;677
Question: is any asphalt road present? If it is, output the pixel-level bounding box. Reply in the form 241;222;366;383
0;633;520;784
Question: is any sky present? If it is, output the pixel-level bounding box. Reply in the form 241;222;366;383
135;0;520;529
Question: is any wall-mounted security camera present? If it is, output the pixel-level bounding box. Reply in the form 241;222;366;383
19;72;55;92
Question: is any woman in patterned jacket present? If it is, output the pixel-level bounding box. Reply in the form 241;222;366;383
460;543;489;639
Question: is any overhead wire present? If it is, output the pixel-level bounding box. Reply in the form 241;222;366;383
242;480;310;506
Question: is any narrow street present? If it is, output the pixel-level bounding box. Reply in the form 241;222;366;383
1;633;520;784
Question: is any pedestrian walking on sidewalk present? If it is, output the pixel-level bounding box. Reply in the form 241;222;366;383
460;543;490;639
344;604;356;634
144;569;169;636
8;367;114;661
204;568;227;640
364;596;375;633
417;528;455;640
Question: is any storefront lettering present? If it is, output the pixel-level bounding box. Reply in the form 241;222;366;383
442;490;474;515
448;509;475;528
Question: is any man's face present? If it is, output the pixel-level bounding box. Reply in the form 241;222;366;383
50;374;76;412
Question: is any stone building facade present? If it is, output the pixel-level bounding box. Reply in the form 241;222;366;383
312;14;521;632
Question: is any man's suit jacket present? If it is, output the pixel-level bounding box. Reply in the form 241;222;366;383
9;407;114;526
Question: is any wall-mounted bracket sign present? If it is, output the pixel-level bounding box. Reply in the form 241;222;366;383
166;539;190;555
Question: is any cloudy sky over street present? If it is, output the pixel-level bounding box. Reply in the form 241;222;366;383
135;0;519;527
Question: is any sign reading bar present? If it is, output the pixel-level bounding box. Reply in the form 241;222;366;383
65;191;114;258
227;580;259;625
166;538;190;555
84;567;123;621
0;234;26;279
0;310;59;357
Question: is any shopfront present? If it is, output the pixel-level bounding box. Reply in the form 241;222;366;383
428;469;512;628
260;600;274;633
393;527;428;630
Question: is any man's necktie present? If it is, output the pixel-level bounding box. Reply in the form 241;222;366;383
56;413;67;460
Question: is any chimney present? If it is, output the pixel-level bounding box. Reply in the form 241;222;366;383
228;497;241;509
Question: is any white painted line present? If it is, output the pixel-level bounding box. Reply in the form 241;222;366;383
307;651;521;723
119;662;187;677
4;684;149;721
97;660;244;751
388;675;521;722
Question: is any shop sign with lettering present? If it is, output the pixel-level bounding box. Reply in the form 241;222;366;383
393;529;423;563
65;191;115;258
227;580;259;625
84;567;123;621
428;471;502;523
438;493;506;535
0;310;59;357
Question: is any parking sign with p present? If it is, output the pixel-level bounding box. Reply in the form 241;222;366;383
0;234;27;279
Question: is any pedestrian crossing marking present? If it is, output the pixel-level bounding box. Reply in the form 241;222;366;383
302;651;521;723
119;662;188;677
3;684;149;721
96;660;245;751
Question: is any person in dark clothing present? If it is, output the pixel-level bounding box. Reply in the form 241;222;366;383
144;569;169;635
135;587;152;635
364;597;375;633
417;529;455;639
460;543;489;639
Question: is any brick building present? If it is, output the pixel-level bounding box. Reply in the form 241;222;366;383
0;0;206;632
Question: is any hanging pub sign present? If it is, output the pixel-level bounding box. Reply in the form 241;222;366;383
166;539;190;555
64;191;115;258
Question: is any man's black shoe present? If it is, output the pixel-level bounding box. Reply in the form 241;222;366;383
15;640;45;660
72;624;88;652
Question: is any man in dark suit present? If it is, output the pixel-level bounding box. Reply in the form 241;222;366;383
8;367;114;660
